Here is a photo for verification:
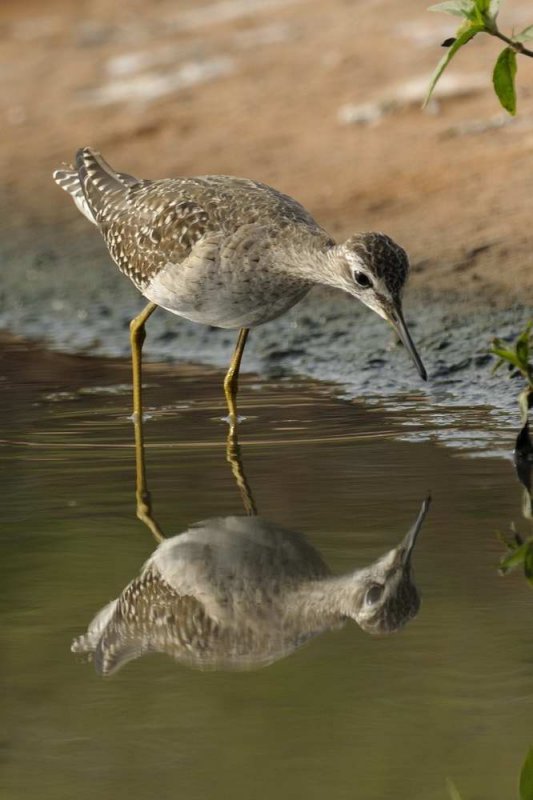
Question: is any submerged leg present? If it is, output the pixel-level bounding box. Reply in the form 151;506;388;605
226;424;257;517
132;410;165;543
223;328;249;427
129;302;164;543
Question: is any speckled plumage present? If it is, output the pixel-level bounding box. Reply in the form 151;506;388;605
54;147;427;379
72;513;424;675
345;232;408;298
55;148;334;329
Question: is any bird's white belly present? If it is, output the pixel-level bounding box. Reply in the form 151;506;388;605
143;261;310;329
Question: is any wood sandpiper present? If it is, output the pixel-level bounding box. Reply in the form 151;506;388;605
72;499;430;674
72;386;430;674
54;148;427;424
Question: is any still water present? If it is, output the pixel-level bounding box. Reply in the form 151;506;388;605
2;337;532;800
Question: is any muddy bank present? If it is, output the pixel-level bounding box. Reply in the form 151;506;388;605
1;0;533;303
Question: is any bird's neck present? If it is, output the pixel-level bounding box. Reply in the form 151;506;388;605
270;229;340;286
287;571;363;627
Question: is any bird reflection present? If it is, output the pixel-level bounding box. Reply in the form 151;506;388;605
72;416;430;675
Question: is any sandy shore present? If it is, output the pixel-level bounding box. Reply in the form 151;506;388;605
0;0;532;417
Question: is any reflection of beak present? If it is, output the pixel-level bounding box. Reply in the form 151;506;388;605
396;495;431;566
390;306;428;381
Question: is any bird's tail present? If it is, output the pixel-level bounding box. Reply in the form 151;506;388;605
53;163;97;224
53;147;141;224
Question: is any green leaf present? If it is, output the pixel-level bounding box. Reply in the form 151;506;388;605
446;778;464;800
519;389;532;425
490;343;522;370
516;323;532;369
499;542;528;572
489;0;501;20
491;324;533;384
472;0;496;27
428;1;476;19
474;0;490;14
493;47;517;115
524;544;533;587
515;25;533;43
496;529;513;550
515;325;530;372
424;22;484;107
520;747;533;800
517;344;530;370
490;343;511;358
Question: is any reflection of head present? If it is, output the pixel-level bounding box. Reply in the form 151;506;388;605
72;500;429;674
350;496;429;635
354;569;420;635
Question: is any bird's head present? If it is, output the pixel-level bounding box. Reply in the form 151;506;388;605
332;232;427;381
347;496;431;635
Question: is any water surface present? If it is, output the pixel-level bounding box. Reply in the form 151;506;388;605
1;337;532;800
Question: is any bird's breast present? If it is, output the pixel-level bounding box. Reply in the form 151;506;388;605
143;239;311;328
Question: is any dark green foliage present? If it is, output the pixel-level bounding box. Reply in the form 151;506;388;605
520;749;533;800
499;537;533;585
491;323;533;450
447;747;533;798
425;0;533;113
493;47;517;114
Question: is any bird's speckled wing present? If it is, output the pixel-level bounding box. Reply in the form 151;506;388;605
53;157;143;225
102;187;214;290
74;148;325;291
92;567;220;676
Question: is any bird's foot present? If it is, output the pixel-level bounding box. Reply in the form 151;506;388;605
128;411;154;423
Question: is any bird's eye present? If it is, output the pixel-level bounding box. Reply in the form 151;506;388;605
354;271;373;289
365;584;384;606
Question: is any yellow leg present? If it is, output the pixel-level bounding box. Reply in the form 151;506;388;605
226;423;257;517
129;302;164;543
223;328;249;430
130;301;158;421
133;411;165;543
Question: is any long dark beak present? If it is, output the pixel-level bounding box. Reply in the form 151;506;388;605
397;495;431;565
390;307;428;381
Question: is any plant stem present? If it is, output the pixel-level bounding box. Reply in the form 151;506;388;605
492;29;533;58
